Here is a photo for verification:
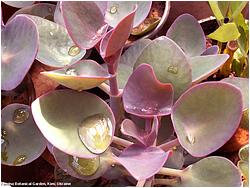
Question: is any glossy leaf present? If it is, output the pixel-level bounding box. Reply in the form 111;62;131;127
239;144;249;162
105;1;152;28
61;1;108;49
100;7;136;58
8;3;56;22
135;37;192;99
28;15;86;67
179;156;242;186
171;82;243;157
230;1;248;20
131;17;161;36
3;1;34;8
53;146;114;180
201;45;219;56
54;2;65;26
123;64;174;117
121;117;158;146
208;2;224;21
1;15;38;91
120;38;151;67
208;23;241;42
166;14;206;57
221;77;249;110
41;60;112;91
190;54;229;84
31;89;115;158
1;104;46;166
117;144;171;180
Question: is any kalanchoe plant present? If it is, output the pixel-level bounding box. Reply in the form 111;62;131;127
1;1;248;187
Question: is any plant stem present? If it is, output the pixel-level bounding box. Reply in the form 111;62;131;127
145;118;152;133
112;136;133;148
98;83;111;96
136;180;146;187
153;178;180;186
158;167;183;177
158;138;180;151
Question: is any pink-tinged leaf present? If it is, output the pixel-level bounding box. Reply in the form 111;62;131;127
8;3;56;22
171;82;243;157
1;15;38;91
221;77;249;110
3;1;34;8
157;116;175;145
54;2;65;26
134;37;192;100
105;1;152;28
117;144;171;180
41;60;113;91
95;1;108;15
100;6;136;58
53;146;113;180
31;89;115;158
201;45;219;55
1;104;47;166
190;54;229;84
123;64;174;118
121;117;158;146
166;14;206;57
61;1;108;49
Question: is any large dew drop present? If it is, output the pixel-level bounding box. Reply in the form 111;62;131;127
167;65;178;74
110;5;118;14
68;45;81;56
65;68;78;76
13;108;29;124
78;114;112;154
186;134;195;144
68;155;100;176
13;155;27;165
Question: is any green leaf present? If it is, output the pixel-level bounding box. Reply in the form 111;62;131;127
230;1;248;20
208;1;224;21
232;59;243;76
218;1;229;17
237;26;249;56
208;23;241;42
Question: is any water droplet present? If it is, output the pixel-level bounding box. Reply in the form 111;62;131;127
48;7;52;13
13;155;27;165
167;65;178;74
65;68;78;76
68;156;100;176
78;114;112;154
13;108;29;124
111;164;115;167
186;134;195;144
68;45;81;56
110;5;118;14
49;31;54;36
172;146;177;151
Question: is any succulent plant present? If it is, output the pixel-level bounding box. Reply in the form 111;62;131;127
1;1;248;187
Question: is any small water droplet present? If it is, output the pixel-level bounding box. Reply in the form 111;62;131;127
78;114;112;154
13;155;27;165
111;164;115;167
68;156;100;176
186;134;195;144
68;45;81;56
13;108;29;124
110;5;118;14
172;146;177;151
49;31;54;36
65;68;78;76
167;65;178;74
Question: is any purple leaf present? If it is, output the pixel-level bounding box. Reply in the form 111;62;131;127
121;117;158;146
100;6;136;58
61;1;108;49
166;14;206;57
201;45;219;55
1;104;46;166
123;64;174;118
95;1;108;15
3;1;34;8
117;144;171;180
171;82;243;157
1;15;38;91
31;89;115;158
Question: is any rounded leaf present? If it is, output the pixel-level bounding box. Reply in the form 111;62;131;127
171;82;243;157
123;64;174;117
28;15;86;67
1;104;46;166
166;14;206;57
239;144;249;162
105;1;152;28
41;60;112;91
61;1;108;49
117;144;171;180
1;15;38;91
3;1;34;8
31;89;115;158
134;37;191;100
201;45;219;56
180;156;242;186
